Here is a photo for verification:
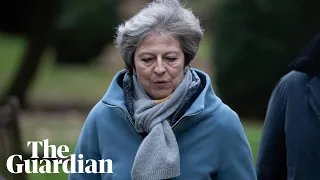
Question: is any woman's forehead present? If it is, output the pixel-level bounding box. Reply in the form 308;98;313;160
136;34;181;53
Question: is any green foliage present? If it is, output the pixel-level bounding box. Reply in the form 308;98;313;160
52;0;119;65
0;33;114;103
211;0;320;119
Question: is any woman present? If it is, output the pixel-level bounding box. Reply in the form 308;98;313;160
68;0;256;179
256;33;320;179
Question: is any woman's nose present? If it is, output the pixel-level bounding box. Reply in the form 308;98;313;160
154;59;166;75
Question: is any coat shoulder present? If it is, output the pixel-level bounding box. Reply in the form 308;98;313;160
279;71;310;88
272;71;310;99
204;102;243;134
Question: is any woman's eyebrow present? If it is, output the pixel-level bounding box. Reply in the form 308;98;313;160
164;51;179;55
137;52;154;57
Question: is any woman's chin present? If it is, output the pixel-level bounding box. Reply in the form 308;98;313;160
151;91;172;100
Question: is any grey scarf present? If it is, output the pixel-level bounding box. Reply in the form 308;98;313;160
131;70;193;180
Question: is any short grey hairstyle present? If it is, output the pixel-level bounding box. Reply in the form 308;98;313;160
115;0;204;73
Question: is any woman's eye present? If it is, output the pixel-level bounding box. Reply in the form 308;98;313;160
141;58;153;62
167;57;177;61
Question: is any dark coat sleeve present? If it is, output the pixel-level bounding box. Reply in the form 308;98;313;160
256;80;287;180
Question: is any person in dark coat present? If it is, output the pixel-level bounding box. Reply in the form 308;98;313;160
256;33;320;180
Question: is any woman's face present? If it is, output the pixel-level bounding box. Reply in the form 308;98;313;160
133;33;185;100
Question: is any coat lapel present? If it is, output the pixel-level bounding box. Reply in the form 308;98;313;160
308;77;320;120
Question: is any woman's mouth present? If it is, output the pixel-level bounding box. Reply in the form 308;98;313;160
154;81;170;88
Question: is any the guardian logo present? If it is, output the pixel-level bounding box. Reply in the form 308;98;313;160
6;139;113;174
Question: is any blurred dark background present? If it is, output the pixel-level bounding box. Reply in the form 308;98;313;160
0;0;319;179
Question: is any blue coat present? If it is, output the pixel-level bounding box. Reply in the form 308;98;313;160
68;68;257;180
256;33;320;180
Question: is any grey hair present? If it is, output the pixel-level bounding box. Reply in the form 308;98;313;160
115;0;204;73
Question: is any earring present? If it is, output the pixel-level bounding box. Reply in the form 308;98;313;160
184;65;190;73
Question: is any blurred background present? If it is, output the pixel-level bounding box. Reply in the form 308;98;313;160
0;0;319;179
